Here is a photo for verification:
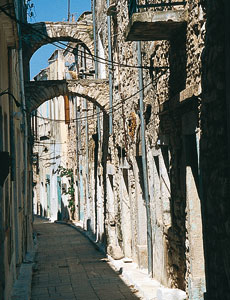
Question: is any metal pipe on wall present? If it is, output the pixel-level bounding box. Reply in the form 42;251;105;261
18;1;28;216
93;0;99;236
17;0;30;253
93;0;101;140
137;41;153;276
74;47;80;220
84;98;90;223
76;108;81;220
107;0;113;135
93;0;98;79
8;48;20;264
82;51;90;225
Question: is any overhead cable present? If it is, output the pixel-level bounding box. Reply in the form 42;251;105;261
0;5;167;72
33;68;168;123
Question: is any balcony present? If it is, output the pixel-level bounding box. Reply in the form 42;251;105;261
125;0;187;41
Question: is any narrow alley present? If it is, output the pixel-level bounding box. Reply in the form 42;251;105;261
0;0;229;299
31;217;140;300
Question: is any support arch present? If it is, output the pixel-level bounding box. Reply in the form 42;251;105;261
22;13;94;80
23;18;94;61
25;79;109;113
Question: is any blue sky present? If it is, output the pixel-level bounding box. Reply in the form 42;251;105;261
29;0;91;79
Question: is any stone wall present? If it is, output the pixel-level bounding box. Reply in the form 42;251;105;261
91;0;207;297
30;0;229;298
0;1;33;298
200;0;230;298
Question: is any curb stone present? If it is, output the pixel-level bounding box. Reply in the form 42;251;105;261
10;232;37;300
10;250;36;300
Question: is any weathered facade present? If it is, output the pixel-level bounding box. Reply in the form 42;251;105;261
200;0;230;298
2;0;228;299
30;0;229;299
0;1;33;299
88;0;206;298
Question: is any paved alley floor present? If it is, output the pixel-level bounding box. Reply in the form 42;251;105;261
31;217;141;300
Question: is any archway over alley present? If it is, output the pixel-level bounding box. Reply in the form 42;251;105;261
23;18;94;61
25;79;109;112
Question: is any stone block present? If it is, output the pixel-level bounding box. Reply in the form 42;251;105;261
125;10;188;41
157;288;186;300
107;244;124;260
137;245;148;269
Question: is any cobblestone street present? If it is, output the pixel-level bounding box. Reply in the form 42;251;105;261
31;218;140;300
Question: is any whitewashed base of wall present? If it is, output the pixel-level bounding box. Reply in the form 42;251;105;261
108;256;186;300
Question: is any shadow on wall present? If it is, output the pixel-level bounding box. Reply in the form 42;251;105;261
39;204;47;219
58;199;70;221
101;113;109;246
38;199;70;221
199;1;229;297
158;106;202;291
156;25;188;290
169;26;187;98
86;113;109;248
92;132;99;238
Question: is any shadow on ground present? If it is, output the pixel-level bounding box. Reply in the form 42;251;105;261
32;217;141;300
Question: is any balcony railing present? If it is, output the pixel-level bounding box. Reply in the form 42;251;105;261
128;0;187;18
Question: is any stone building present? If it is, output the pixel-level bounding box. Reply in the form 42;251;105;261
30;0;229;299
3;0;229;299
0;1;33;299
199;1;230;298
83;0;206;298
88;0;229;299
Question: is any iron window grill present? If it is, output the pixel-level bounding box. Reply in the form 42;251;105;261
128;0;187;18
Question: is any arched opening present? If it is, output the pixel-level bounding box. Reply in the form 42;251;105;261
28;26;109;223
22;11;94;80
31;91;106;222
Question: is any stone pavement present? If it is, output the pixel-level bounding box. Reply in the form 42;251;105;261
31;217;141;300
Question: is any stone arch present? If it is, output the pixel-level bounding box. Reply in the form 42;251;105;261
25;79;109;113
22;16;94;61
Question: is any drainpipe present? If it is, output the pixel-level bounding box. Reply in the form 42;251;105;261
107;0;113;135
84;99;90;224
137;41;153;276
17;2;28;219
76;109;81;220
93;0;98;78
93;0;99;236
19;48;29;239
78;110;83;221
82;50;90;225
93;0;101;140
81;47;89;221
74;47;80;220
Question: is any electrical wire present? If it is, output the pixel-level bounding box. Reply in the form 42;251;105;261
0;68;167;126
0;4;169;115
32;68;168;123
0;5;166;72
0;5;169;124
34;141;68;145
29;31;167;72
23;22;152;70
0;90;22;107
